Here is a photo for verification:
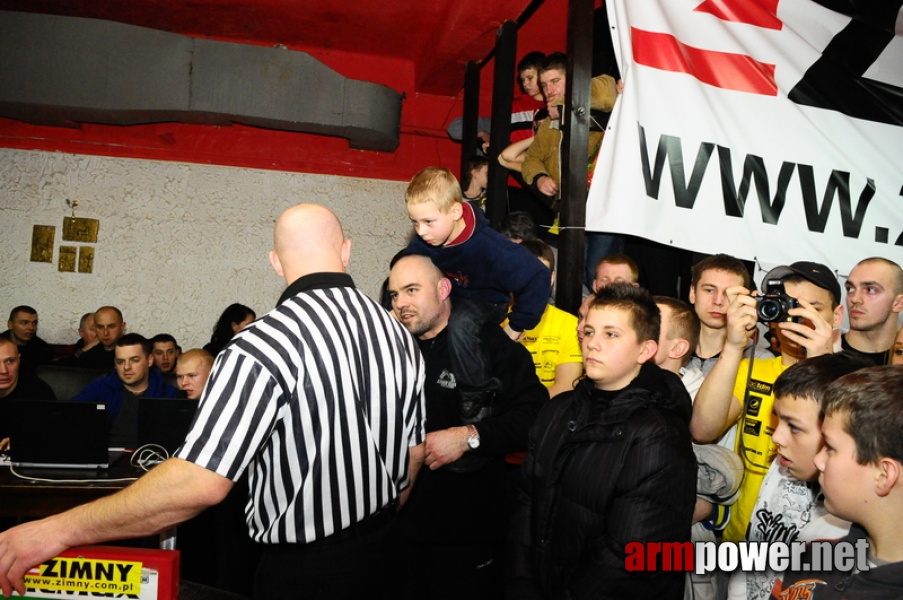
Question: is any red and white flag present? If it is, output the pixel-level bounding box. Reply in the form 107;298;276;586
589;0;903;275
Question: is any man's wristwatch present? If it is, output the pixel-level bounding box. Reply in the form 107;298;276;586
465;424;481;450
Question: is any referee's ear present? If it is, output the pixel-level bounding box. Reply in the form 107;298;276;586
269;250;284;278
341;238;352;270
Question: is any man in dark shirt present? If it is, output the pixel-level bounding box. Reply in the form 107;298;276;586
1;306;53;376
76;306;127;370
387;254;546;600
842;257;903;365
0;338;55;451
73;333;177;446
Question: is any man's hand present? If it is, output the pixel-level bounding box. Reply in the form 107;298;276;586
535;176;559;197
503;323;524;342
0;516;69;597
778;298;835;358
547;105;560;121
724;286;758;349
477;130;490;154
423;427;469;470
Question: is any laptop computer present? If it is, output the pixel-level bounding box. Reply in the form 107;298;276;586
6;400;111;469
137;397;198;456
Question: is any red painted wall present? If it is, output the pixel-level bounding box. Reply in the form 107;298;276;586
0;0;575;182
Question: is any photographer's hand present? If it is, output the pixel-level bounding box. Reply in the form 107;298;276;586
778;298;836;358
691;285;753;443
724;286;757;349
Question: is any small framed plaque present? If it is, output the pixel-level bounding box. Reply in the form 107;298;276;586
58;246;77;272
78;246;95;273
30;225;55;263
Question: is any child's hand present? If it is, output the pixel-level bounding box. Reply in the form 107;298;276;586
504;323;524;342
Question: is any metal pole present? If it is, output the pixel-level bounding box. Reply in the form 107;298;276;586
556;0;594;313
460;61;481;181
486;20;518;229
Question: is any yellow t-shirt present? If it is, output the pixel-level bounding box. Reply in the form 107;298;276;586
518;304;582;388
505;304;582;466
723;355;788;543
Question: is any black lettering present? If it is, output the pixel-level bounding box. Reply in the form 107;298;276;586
95;562;115;581
717;146;794;222
115;564;133;582
799;165;875;237
69;561;92;579
637;123;714;208
43;559;60;578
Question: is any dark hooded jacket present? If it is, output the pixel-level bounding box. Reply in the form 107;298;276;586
507;362;696;600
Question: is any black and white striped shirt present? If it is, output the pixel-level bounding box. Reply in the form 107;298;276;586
177;272;426;544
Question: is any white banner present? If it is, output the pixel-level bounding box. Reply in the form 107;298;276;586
589;0;903;277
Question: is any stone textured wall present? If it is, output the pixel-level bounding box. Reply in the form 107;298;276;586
0;149;411;348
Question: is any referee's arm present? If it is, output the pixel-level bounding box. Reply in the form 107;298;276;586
399;442;425;508
0;457;233;597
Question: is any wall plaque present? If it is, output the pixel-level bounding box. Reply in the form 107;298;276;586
58;246;77;272
78;246;95;273
62;217;100;243
30;225;55;263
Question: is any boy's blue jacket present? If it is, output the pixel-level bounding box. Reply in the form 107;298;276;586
405;203;551;332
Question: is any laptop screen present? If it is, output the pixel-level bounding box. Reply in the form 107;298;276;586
6;400;110;468
137;397;198;456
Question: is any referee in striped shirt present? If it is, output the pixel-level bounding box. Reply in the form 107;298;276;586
0;204;427;600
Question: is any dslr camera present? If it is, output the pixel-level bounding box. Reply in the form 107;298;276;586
756;280;801;323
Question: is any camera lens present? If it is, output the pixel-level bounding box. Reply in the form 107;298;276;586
758;299;781;322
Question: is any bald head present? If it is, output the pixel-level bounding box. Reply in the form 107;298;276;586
388;254;452;340
393;254;445;286
0;337;17;355
270;204;351;283
175;349;215;400
94;306;126;350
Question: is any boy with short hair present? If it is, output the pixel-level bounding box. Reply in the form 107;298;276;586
151;333;180;373
687;253;763;376
653;296;702;396
654;295;742;600
593;253;639;291
404;167;550;409
728;354;867;600
771;365;903;599
508;283;695;599
513;239;582;398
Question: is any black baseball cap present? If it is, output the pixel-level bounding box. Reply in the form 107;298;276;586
762;261;841;306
